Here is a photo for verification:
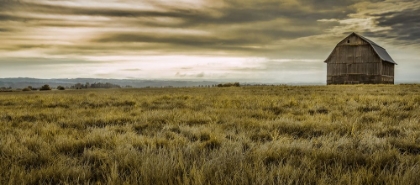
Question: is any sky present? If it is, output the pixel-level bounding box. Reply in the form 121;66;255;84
0;0;419;84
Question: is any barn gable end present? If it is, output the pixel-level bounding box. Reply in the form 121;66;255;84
324;33;396;85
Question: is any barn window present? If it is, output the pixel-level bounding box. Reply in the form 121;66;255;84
347;40;350;43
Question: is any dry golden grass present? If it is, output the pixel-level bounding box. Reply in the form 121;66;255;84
0;85;419;184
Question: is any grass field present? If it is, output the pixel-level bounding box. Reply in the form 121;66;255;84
1;85;420;184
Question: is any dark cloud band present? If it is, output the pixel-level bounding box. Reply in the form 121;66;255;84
372;8;420;41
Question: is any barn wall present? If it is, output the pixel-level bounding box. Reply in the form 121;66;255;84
382;62;394;76
325;34;394;84
329;45;381;75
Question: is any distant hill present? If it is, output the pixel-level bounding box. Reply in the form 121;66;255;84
0;78;223;89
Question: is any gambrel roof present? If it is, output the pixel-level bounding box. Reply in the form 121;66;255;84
355;33;397;65
325;33;397;65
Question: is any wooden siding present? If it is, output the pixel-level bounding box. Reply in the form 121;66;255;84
325;33;395;84
382;62;394;76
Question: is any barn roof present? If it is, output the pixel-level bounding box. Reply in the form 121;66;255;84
354;33;397;65
324;33;397;65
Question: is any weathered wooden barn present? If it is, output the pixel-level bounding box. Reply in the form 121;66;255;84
324;33;397;84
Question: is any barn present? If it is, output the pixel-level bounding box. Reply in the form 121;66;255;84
324;32;397;85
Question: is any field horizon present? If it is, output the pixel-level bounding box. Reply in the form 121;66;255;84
1;85;419;184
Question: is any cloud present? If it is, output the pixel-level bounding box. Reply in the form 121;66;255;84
121;68;142;71
0;0;366;56
0;28;12;32
175;72;205;78
0;57;105;78
231;59;324;72
368;8;420;41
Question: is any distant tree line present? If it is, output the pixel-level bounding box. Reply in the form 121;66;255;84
71;82;121;89
1;82;121;92
0;84;61;92
217;82;240;87
0;82;286;91
0;86;13;92
22;85;58;91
